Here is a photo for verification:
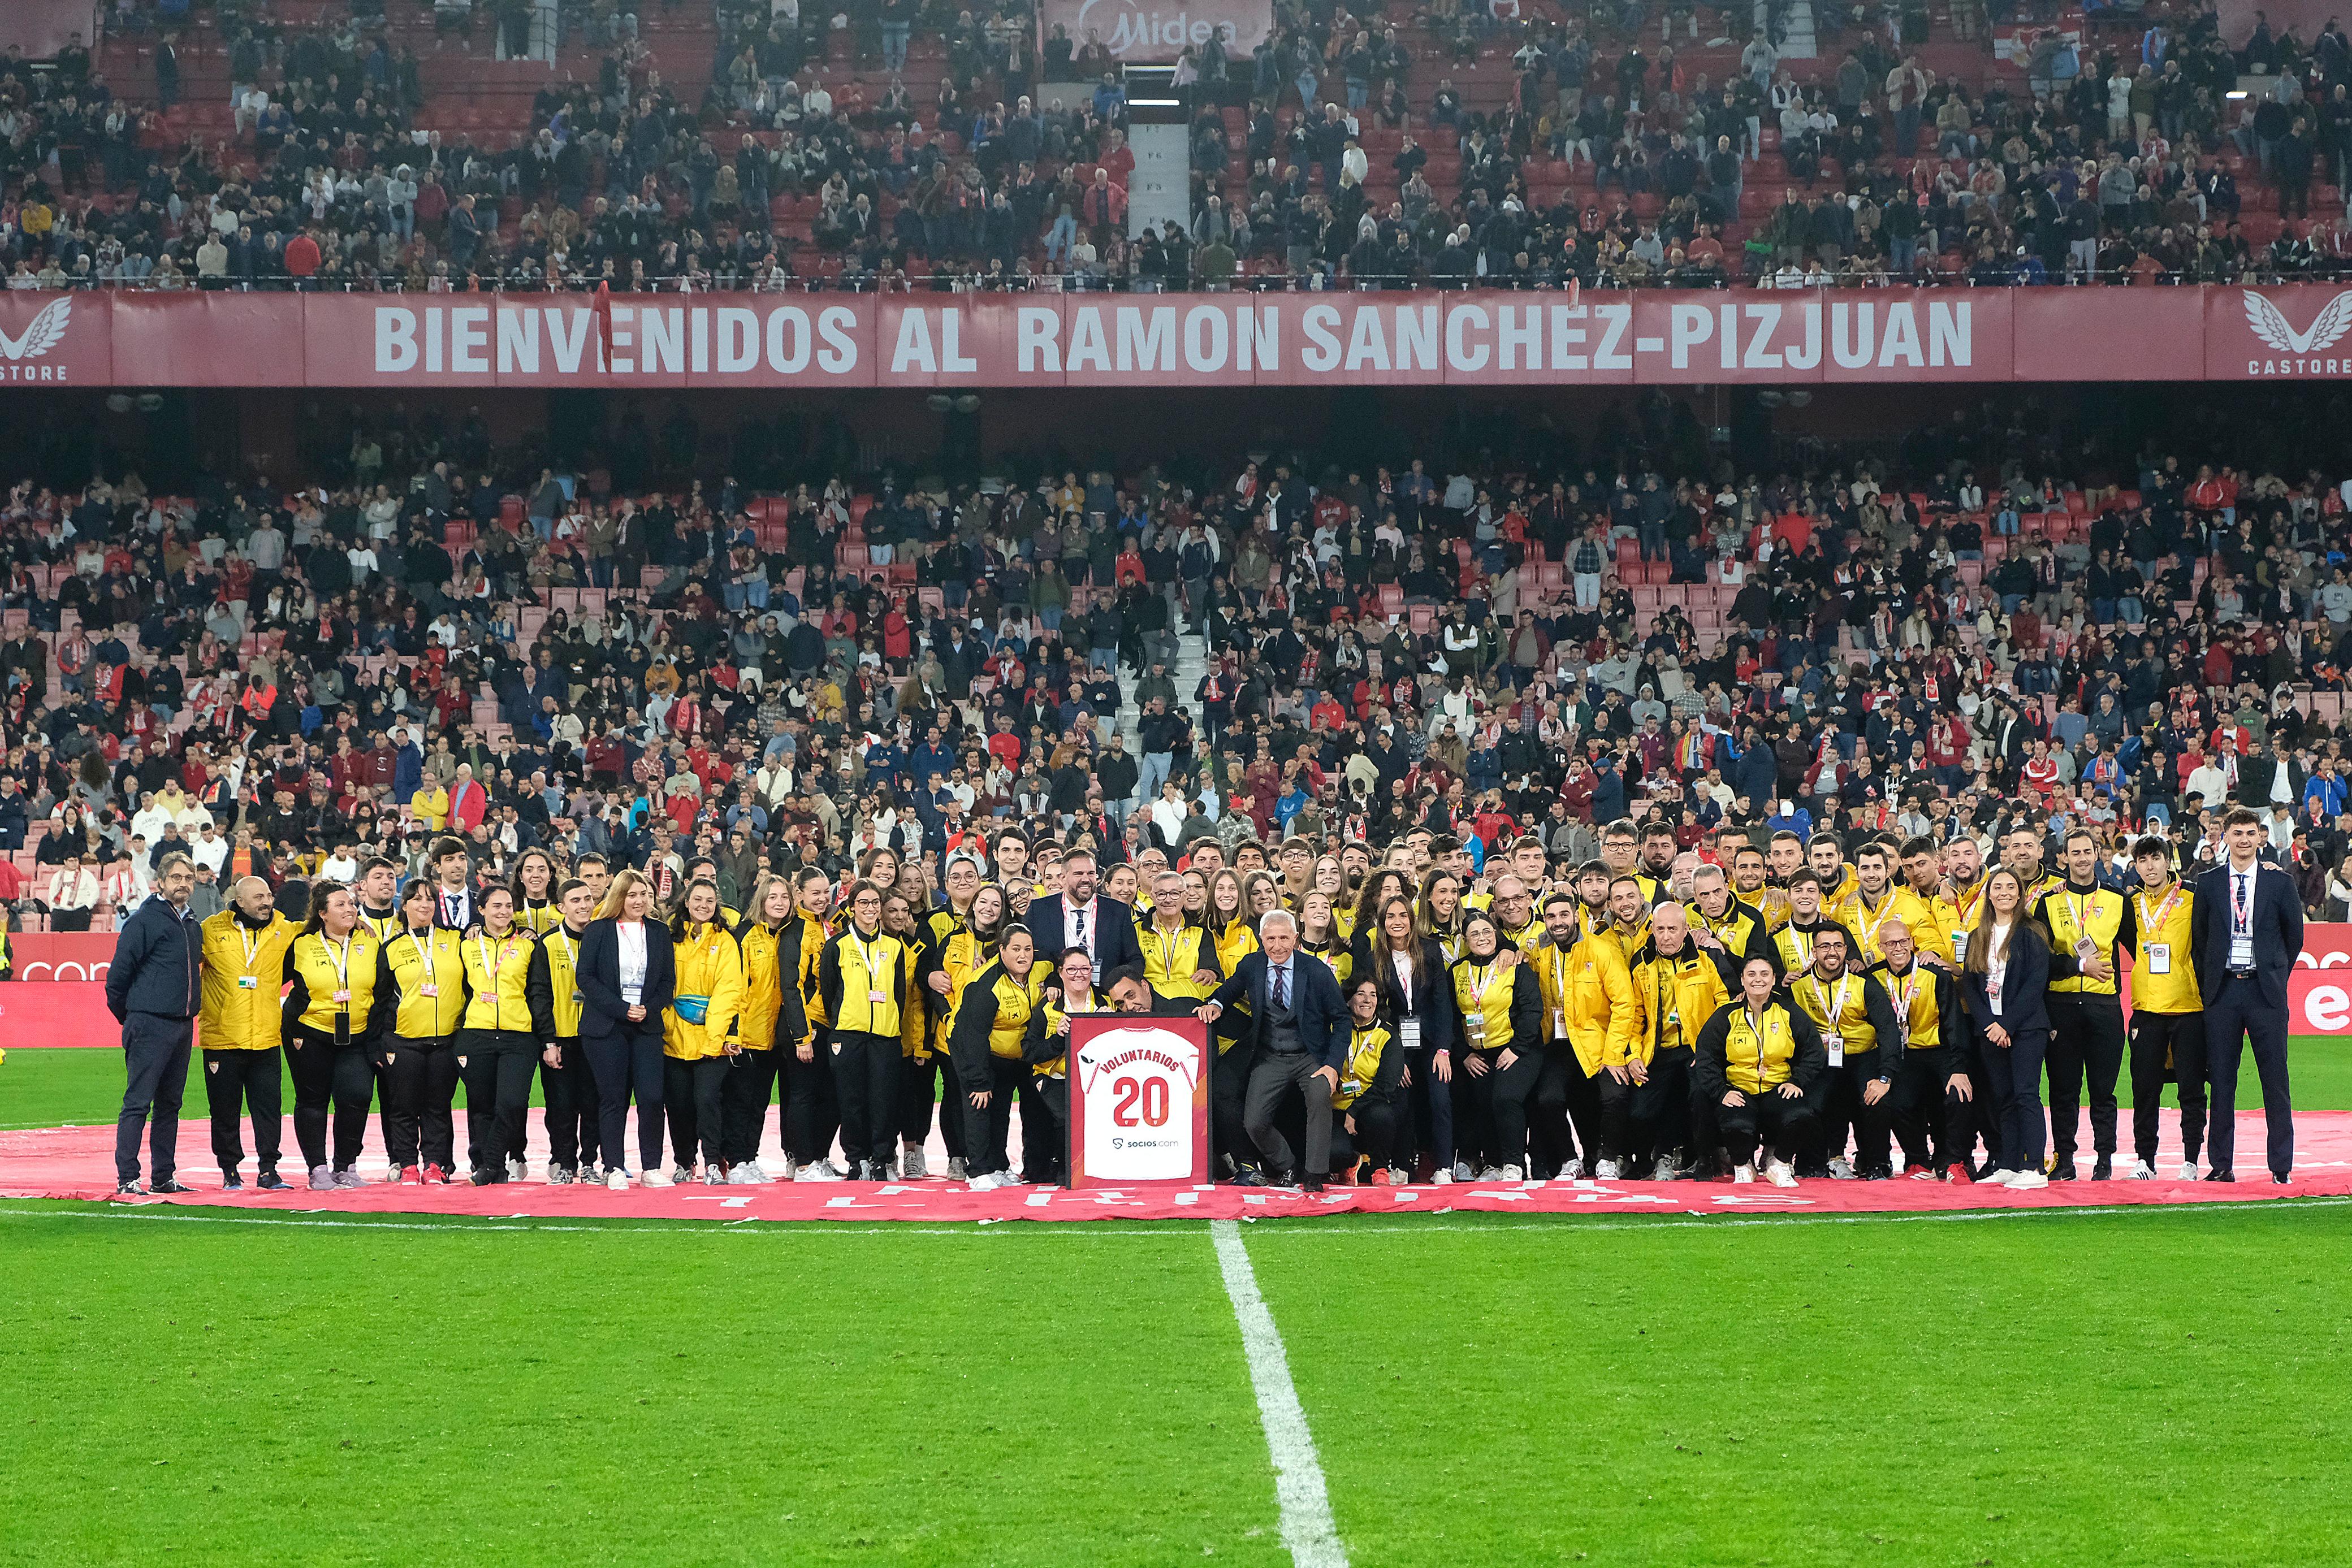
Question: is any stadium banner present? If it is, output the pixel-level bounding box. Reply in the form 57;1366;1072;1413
0;290;111;385
8;933;120;982
1066;1015;1211;1186
1036;0;1274;66
18;285;2352;388
0;981;120;1046
2290;972;2352;1035
2297;923;2352;969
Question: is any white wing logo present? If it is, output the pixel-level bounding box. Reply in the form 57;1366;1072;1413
2243;288;2352;356
0;297;71;361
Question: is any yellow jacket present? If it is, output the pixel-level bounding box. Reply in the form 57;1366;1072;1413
409;785;449;830
526;924;588;1042
378;925;468;1039
1138;918;1221;1000
1297;937;1351;991
936;929;1000;1032
1696;999;1827;1098
1531;935;1636;1074
2130;883;2199;1013
947;960;1046;1094
281;929;384;1042
1210;919;1260;980
514;897;566;937
1026;981;1103;1080
1890;886;1964;971
734;920;790;1050
199;910;299;1050
665;920;747;1059
1831;885;1908;967
819;924;924;1052
459;929;538;1033
1790;969;1901;1066
2039;882;2126;998
1625;945;1732;1065
1331;1021;1395;1110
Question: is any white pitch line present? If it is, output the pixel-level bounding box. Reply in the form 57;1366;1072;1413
1209;1219;1348;1568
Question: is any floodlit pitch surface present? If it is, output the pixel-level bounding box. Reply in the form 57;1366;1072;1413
5;1043;2351;1566
2;1199;2348;1566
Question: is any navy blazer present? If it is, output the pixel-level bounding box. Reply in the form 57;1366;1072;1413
1207;949;1349;1070
1357;935;1457;1051
575;917;677;1037
2190;859;2305;1010
1027;893;1143;973
1960;920;2051;1039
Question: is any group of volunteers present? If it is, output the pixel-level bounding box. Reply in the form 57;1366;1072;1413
104;796;2303;1195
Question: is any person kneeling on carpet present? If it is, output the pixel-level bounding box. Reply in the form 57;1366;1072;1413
1327;974;1404;1186
1693;956;1827;1188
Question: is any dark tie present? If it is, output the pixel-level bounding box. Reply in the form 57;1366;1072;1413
1073;906;1087;947
1272;964;1287;1009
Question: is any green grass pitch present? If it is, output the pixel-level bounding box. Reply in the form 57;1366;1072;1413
5;1044;2351;1566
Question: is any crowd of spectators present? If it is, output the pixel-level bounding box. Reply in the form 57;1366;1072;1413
6;0;2352;294
5;377;2352;943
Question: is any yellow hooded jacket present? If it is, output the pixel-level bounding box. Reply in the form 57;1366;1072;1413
666;920;747;1060
199;909;300;1051
1532;933;1637;1075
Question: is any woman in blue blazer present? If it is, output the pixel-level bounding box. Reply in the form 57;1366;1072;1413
577;869;678;1188
1960;867;2053;1190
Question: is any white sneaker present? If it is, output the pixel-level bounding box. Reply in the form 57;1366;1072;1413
1559;1158;1588;1180
968;1170;1004;1191
1475;1166;1503;1181
1594;1158;1623;1180
1650;1156;1677;1181
1826;1156;1855;1181
947;1157;968;1180
902;1142;929;1179
1765;1160;1798;1188
1499;1164;1524;1181
1978;1167;2013;1186
604;1167;631;1190
2129;1159;2158;1181
671;1165;694;1186
794;1159;846;1183
1451;1162;1475;1183
641;1167;674;1188
728;1162;771;1185
702;1164;727;1186
1732;1163;1757;1184
2008;1169;2050;1190
2177;1159;2199;1181
1430;1166;1455;1185
507;1156;527;1183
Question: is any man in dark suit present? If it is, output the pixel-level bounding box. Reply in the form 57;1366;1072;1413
1196;911;1348;1190
2190;807;2303;1183
1026;847;1140;984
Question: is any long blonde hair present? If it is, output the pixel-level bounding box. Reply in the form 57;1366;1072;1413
751;872;795;927
595;867;653;922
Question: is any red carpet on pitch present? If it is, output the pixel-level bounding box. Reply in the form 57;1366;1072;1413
5;1111;2347;1222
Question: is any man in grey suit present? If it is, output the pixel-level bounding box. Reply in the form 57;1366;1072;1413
1196;911;1348;1190
2190;807;2303;1184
